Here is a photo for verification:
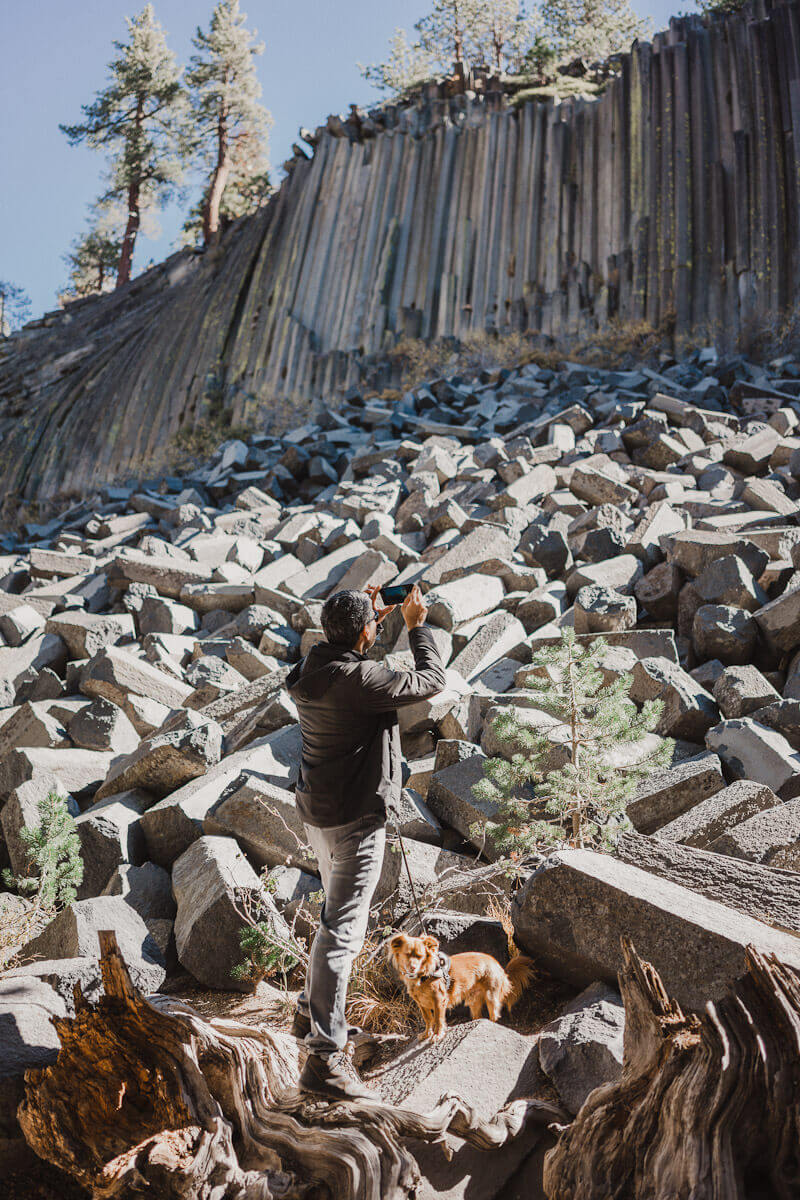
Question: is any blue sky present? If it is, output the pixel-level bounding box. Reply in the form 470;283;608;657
2;0;683;320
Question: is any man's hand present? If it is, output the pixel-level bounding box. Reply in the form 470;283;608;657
365;584;395;625
402;583;427;630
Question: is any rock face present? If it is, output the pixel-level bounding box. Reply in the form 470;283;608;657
2;0;800;503
4;242;800;1199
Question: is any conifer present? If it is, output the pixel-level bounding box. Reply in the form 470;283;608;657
186;0;271;245
2;791;83;910
473;630;672;854
60;5;189;288
60;202;126;301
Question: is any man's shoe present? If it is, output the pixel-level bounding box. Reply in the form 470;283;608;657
298;1052;377;1101
291;1010;312;1038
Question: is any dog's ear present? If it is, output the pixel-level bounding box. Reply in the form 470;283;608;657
388;934;406;951
422;935;439;951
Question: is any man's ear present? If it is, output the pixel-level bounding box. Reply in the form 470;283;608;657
422;935;439;951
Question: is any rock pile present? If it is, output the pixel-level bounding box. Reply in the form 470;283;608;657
2;347;800;1160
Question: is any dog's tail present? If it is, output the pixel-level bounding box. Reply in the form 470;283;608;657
504;955;536;1010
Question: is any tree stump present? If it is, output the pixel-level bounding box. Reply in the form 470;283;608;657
543;938;800;1199
19;930;563;1200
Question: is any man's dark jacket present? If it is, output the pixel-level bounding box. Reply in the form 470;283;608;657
286;625;446;828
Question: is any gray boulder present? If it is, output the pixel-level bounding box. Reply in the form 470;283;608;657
74;789;150;898
709;798;800;870
18;895;165;993
0;977;66;1137
655;780;782;848
95;711;223;800
512;847;800;1010
538;982;625;1115
172;835;292;992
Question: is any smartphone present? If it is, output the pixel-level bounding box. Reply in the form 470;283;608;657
380;583;419;604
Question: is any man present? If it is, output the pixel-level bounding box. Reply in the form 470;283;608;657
286;582;445;1099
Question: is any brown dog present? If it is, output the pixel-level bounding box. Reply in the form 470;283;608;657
386;932;535;1041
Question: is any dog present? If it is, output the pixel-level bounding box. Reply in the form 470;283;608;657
386;932;535;1041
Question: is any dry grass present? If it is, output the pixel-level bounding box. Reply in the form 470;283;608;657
345;932;419;1036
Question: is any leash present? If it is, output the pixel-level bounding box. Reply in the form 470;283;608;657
393;823;429;937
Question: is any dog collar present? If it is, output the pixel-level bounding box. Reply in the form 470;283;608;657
420;951;452;989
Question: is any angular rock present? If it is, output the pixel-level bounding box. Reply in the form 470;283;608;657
538;983;625;1116
0;603;45;646
67;696;140;754
656;780;782;848
712;665;780;719
753;585;800;654
45;611;135;660
172;835;291;992
0;772;79;876
376;1020;546;1200
565;554;643;598
102;861;176;920
626;752;725;833
73;790;150;898
512;847;800;1010
573;586;636;634
95;711;223;801
448;611;526;681
81;645;193;709
706;717;800;798
426;752;503;859
426;575;506;632
709;798;800;870
204;772;316;874
630;658;719;741
692;604;757;665
634;562;682;620
0;977;66;1137
18;895;165;993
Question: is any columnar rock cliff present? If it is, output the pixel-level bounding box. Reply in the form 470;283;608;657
3;0;800;503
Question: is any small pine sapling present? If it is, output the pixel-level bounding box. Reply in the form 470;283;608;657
2;790;83;910
473;630;672;854
230;875;308;990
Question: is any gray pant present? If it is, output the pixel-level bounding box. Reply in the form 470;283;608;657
297;811;386;1058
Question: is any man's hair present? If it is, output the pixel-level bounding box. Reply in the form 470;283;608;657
321;590;373;648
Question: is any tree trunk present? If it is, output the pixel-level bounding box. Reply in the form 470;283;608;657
543;938;800;1198
204;104;231;245
116;96;144;289
19;931;561;1200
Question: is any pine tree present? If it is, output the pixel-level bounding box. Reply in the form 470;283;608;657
473;631;672;854
540;0;651;65
60;5;189;288
60;202;126;301
477;0;542;72
358;28;437;96
415;0;486;67
0;281;31;335
2;791;83;910
186;0;271;246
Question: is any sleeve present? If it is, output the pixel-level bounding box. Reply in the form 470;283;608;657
352;625;447;712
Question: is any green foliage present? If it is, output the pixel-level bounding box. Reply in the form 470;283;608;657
539;0;652;65
185;0;271;243
473;630;672;854
231;896;304;987
60;202;127;301
360;0;651;95
360;1;543;93
60;5;190;285
0;281;32;335
358;28;437;96
1;791;83;909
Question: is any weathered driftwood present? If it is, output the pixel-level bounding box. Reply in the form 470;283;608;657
543;938;800;1199
19;930;562;1200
